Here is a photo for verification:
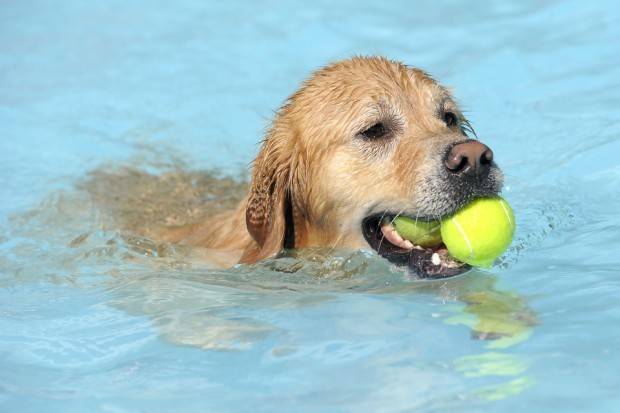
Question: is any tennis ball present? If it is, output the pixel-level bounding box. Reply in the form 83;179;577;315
392;217;442;247
440;197;515;268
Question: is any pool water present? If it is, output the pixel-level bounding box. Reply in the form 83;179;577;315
2;1;620;412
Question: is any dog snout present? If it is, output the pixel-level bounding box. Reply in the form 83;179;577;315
444;140;494;180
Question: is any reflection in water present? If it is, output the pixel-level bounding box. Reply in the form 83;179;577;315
444;276;537;401
453;352;536;402
447;278;537;349
1;166;538;398
80;166;248;239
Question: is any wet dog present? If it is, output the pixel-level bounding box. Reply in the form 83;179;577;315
162;56;503;278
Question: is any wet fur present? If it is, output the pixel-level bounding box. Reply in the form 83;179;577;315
160;56;501;266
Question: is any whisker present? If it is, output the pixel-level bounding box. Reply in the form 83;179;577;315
377;207;409;252
327;233;344;255
377;211;390;252
391;207;408;223
461;118;478;140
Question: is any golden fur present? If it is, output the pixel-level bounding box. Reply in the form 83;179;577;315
161;56;480;267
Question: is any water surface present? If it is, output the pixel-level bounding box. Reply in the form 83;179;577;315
1;1;619;412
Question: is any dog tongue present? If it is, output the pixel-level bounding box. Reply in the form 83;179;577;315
380;222;415;250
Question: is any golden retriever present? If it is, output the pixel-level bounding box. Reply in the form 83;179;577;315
162;56;503;278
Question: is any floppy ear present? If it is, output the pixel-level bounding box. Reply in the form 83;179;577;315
239;127;294;263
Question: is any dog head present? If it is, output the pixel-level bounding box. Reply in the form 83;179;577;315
242;56;503;278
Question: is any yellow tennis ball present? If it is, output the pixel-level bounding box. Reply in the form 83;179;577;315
392;217;442;247
440;197;515;268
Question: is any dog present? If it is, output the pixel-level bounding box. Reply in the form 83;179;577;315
161;56;503;278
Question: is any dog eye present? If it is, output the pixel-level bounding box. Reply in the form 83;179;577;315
361;123;389;140
443;111;458;127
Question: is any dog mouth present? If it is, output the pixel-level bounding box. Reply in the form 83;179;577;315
362;214;469;279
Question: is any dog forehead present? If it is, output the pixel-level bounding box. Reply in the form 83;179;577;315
292;57;448;114
315;57;435;88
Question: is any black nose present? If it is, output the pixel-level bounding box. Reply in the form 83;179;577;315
444;140;494;179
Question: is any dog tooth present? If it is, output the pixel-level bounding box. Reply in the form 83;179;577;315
392;230;404;243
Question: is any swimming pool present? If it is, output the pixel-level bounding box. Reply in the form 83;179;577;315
1;0;619;411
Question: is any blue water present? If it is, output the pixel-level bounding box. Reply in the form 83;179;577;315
1;1;619;412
